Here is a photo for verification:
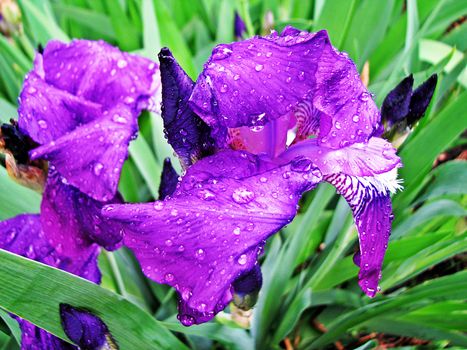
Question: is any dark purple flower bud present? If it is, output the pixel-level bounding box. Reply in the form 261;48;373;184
234;12;247;39
158;48;215;167
232;264;263;310
382;74;437;128
407;74;438;127
60;304;117;350
159;157;179;199
381;75;414;126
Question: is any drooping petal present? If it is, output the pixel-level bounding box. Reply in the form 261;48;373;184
41;171;123;258
381;75;414;126
30;104;138;201
39;39;160;113
103;150;322;325
189;27;380;148
158;48;215;167
406;74;437;126
325;173;395;296
159;157;179;200
60;304;116;350
280;137;401;178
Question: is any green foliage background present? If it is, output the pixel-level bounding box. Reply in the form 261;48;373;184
0;0;466;349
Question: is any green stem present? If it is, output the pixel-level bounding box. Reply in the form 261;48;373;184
106;251;128;298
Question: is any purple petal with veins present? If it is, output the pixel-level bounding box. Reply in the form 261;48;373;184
326;173;395;296
103;149;322;325
41;170;123;257
30;104;138;201
189;27;380;149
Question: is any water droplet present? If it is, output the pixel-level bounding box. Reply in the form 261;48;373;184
255;64;264;72
237;254;247;265
110;69;117;76
198;189;216;201
179;315;194;326
170;209;179;216
113;114;127;124
291;157;313;172
335;121;342;130
153;202;164;210
164;273;174;282
93;162;104;176
352;115;360;122
266;52;272;57
259;177;268;183
232;187;255;204
220;84;228;93
286;76;292;83
165;239;173;246
195;248;206;260
38;120;47;129
27;86;37;94
233;227;241;235
117;59;127;68
298;71;305;81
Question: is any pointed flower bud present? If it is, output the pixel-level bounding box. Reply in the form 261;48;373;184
60;304;118;350
234;12;247;39
232;265;263;310
159;157;179;200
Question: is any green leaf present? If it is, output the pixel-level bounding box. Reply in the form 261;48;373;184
0;168;41;220
51;4;116;39
17;0;69;43
0;249;188;349
0;98;17;123
0;309;20;345
128;133;161;199
394;90;467;212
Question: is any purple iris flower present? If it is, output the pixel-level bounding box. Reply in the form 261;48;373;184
103;27;402;326
0;39;160;347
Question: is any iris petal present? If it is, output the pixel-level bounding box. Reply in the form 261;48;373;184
189;27;380;148
18;39;160;200
30;104;138;201
103;149;322;325
325;173;394;296
281;137;401;177
159;48;215;167
41;170;123;257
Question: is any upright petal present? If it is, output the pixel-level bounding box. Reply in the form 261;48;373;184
103;150;322;325
30;104;138;201
39;39;160;112
189;27;380;148
159;48;215;167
